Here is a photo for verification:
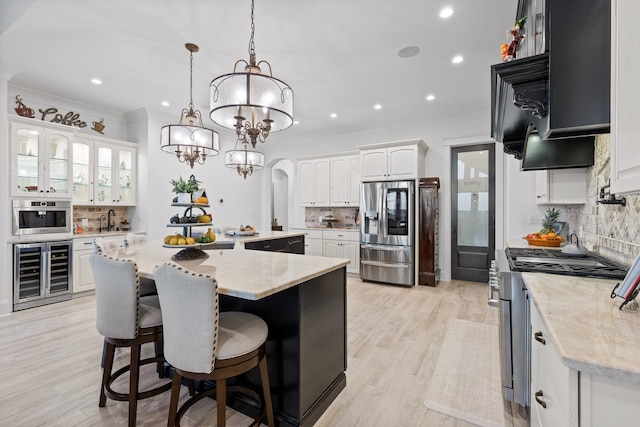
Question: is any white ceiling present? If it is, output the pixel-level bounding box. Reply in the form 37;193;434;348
0;0;515;139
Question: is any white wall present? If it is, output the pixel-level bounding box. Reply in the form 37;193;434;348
0;78;11;315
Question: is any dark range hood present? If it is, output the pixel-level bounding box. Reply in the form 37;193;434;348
491;0;610;170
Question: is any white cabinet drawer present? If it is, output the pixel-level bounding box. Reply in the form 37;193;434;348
304;229;324;239
323;230;358;241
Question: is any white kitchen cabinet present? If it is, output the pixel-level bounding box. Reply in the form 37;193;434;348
330;154;361;206
10;119;74;198
298;158;330;206
530;302;640;427
302;229;323;256
359;140;427;182
535;168;587;204
610;0;640;195
73;137;136;206
72;236;98;293
323;230;359;274
530;302;578;427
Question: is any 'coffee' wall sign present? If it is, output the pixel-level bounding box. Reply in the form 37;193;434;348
38;108;87;128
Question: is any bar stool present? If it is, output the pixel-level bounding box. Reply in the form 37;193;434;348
153;263;275;427
89;253;171;427
121;233;157;297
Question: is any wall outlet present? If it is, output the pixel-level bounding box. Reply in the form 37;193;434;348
528;214;543;224
81;218;88;226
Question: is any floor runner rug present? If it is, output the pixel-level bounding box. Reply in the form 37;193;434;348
423;318;508;427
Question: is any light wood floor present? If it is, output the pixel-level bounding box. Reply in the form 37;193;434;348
0;277;529;426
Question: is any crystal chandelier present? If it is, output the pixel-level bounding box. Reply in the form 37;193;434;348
225;139;265;179
209;0;293;148
161;43;219;168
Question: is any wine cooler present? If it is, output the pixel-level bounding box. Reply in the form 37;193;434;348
13;240;73;311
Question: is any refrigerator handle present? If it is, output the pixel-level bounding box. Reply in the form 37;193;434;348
380;185;388;239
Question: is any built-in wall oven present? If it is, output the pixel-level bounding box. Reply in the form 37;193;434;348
14;240;73;311
489;247;629;408
12;199;72;236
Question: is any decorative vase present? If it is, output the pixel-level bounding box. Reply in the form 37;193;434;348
177;192;191;203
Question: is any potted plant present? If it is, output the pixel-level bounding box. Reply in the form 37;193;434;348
169;175;201;203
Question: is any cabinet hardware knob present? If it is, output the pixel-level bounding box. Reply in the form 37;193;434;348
534;331;546;345
534;390;547;408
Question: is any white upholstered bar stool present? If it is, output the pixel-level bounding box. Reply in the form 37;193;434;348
153;263;275;427
121;233;157;297
89;253;171;427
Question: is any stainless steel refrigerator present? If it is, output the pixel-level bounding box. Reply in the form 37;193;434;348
359;180;414;286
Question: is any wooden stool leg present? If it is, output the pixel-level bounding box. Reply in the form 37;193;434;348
216;378;227;427
154;333;166;378
100;340;115;407
128;344;141;427
259;356;275;427
167;372;183;427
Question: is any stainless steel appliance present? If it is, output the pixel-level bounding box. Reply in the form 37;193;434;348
490;247;628;407
12;199;72;236
360;180;414;286
14;240;73;310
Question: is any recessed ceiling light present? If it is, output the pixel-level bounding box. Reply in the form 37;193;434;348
439;7;454;19
293;120;300;125
397;46;420;58
452;55;464;64
374;104;382;110
91;78;102;85
330;113;337;118
426;94;435;101
161;101;170;107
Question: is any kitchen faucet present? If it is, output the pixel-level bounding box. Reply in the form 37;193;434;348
107;209;116;232
99;215;106;233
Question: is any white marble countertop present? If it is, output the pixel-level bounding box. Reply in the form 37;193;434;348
119;239;349;300
523;272;640;384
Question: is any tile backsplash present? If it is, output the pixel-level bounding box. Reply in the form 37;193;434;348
72;206;129;234
565;135;640;266
305;207;359;229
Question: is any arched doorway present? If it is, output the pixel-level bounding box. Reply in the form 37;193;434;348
270;159;294;230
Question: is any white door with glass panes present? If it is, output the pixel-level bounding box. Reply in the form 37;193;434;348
11;122;73;198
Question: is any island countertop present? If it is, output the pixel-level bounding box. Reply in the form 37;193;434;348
523;272;640;384
120;239;349;300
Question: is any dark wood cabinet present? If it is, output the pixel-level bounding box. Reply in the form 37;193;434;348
418;178;440;286
245;235;305;255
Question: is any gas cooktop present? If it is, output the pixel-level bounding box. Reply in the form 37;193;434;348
505;247;628;280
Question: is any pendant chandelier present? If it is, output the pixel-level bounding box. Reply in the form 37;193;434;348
161;43;219;168
209;0;294;148
225;139;265;179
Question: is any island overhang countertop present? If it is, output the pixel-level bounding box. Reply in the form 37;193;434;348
121;238;350;300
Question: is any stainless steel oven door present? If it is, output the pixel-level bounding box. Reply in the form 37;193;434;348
12;199;72;236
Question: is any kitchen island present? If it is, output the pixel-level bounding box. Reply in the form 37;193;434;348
121;239;349;426
524;273;640;426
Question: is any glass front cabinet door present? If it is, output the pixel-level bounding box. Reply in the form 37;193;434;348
73;139;136;206
72;140;93;204
94;142;136;206
11;121;73;198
